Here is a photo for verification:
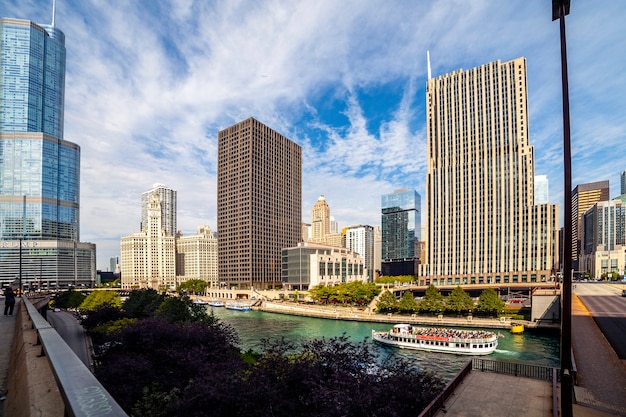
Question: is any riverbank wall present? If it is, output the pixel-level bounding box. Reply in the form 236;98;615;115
254;301;559;332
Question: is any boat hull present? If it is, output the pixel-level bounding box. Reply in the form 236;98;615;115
372;325;498;356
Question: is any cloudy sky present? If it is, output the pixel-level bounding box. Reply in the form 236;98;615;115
5;1;625;270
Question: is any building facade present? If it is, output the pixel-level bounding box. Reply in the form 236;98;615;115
580;199;626;279
0;17;95;289
311;195;331;243
621;170;626;196
420;57;558;286
217;117;301;289
281;242;368;291
141;183;177;237
176;225;218;286
120;192;176;290
534;175;549;205
345;225;375;281
381;189;421;276
572;180;610;264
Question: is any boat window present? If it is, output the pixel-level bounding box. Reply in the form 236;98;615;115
472;345;477;348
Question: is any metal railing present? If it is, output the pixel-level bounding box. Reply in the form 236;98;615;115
23;297;128;417
472;358;560;381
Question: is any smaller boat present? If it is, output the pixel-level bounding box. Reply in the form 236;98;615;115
225;301;252;311
208;299;225;307
372;324;498;355
193;299;209;305
510;323;525;334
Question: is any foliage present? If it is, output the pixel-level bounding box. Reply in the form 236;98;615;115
97;278;121;288
52;289;87;309
176;279;208;295
476;288;506;315
95;319;444;417
374;275;415;285
375;290;398;313
445;286;474;315
156;295;217;324
418;285;445;315
601;271;620;281
79;290;121;312
307;282;379;305
397;290;419;313
123;289;165;319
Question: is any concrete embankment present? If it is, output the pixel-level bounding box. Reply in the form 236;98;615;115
255;301;555;331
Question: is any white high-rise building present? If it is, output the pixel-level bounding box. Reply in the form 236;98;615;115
345;225;375;281
176;225;218;287
311;196;331;243
121;191;176;290
330;216;339;234
141;183;177;237
535;175;549;204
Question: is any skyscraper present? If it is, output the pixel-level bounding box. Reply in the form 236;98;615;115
311;195;330;243
345;224;375;281
621;170;626;196
381;189;420;276
421;57;558;286
217;117;301;290
141;183;177;236
0;16;95;289
534;175;549;204
572;180;609;263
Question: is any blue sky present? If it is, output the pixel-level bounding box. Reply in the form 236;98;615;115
5;1;626;270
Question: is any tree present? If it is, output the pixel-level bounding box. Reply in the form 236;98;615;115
79;290;121;312
376;290;398;313
445;286;474;315
418;285;445;315
176;279;208;295
123;288;165;319
52;289;86;309
398;290;419;313
156;295;217;324
477;288;505;316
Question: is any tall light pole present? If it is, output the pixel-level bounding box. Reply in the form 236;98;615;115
552;1;573;416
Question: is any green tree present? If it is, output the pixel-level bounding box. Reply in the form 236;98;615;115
376;290;398;313
418;285;444;315
397;290;419;314
477;288;505;316
79;290;121;312
176;279;208;295
52;289;87;309
307;284;334;303
445;286;474;315
123;288;165;319
156;295;216;324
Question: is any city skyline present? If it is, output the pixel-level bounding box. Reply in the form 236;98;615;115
4;1;625;270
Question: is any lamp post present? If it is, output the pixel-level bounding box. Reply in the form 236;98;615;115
552;1;573;416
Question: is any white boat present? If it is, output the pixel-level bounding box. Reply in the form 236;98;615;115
208;299;225;307
225;301;252;311
193;299;209;305
372;324;498;355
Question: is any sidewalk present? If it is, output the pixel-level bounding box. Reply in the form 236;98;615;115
0;297;18;417
571;293;626;416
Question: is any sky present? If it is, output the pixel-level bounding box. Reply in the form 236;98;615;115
4;1;626;271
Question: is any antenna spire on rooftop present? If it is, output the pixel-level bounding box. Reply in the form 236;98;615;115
51;0;56;26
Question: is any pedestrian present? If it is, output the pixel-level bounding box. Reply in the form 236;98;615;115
3;286;16;316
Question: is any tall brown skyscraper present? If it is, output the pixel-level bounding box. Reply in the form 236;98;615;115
421;57;559;286
572;180;609;262
217;118;302;289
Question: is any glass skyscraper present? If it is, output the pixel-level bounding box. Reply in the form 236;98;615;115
0;17;95;289
381;188;420;276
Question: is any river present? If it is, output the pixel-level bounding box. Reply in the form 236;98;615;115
209;307;560;381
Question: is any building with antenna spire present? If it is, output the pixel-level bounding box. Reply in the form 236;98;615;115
0;8;96;289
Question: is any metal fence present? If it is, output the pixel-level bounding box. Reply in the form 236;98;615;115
23;297;128;417
472;358;560;381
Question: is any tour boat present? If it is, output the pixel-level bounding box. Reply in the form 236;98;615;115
372;324;498;355
193;299;209;305
207;299;225;307
510;323;525;334
225;301;252;311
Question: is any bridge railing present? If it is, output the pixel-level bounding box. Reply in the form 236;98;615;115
472;358;560;381
23;297;128;417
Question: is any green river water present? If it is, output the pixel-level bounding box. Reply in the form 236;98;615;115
210;307;560;381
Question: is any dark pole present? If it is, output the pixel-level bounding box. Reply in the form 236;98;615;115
552;1;573;416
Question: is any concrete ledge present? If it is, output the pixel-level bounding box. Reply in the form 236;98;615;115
5;302;63;417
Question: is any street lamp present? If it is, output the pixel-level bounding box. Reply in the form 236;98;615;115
552;1;573;416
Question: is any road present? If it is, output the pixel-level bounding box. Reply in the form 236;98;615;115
574;282;626;359
46;309;92;368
